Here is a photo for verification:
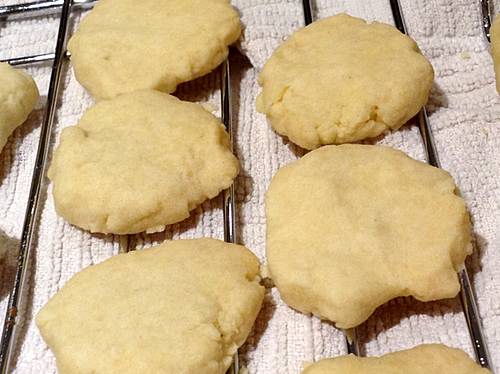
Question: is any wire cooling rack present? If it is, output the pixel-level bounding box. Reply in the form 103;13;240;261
0;0;238;372
0;0;495;372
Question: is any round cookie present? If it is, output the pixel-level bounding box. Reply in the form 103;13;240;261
302;344;490;373
266;145;471;329
48;90;239;234
0;62;39;152
36;238;265;374
68;0;241;100
256;13;434;149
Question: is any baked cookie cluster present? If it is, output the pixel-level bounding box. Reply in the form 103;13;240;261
2;3;484;373
38;1;260;373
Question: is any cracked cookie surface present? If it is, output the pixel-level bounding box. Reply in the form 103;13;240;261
256;13;434;149
36;238;265;374
48;90;239;234
0;62;39;152
302;344;490;373
68;0;241;100
266;145;471;328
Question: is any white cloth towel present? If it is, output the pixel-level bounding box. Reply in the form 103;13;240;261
0;0;499;373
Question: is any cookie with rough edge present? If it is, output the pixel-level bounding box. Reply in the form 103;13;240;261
48;90;239;234
302;344;490;373
0;62;39;152
266;144;471;328
68;0;241;99
37;238;265;374
257;13;434;149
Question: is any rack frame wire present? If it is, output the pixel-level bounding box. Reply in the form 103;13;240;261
0;0;239;373
481;0;493;42
221;56;240;374
0;0;73;372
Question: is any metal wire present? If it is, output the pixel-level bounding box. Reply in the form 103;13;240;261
0;0;94;19
302;0;313;26
345;328;361;356
2;52;56;66
221;59;237;246
221;57;239;374
0;0;92;66
390;0;492;369
388;0;440;166
480;0;493;42
0;1;73;372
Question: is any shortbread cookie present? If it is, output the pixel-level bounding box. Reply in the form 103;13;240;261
0;63;39;152
257;14;434;149
302;344;490;373
48;90;239;234
37;238;265;374
491;16;500;93
266;145;471;328
68;0;241;99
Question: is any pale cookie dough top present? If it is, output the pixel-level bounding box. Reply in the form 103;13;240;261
256;13;434;149
0;62;39;152
491;17;500;93
302;344;490;373
36;238;265;374
48;90;239;234
266;145;471;329
68;0;241;100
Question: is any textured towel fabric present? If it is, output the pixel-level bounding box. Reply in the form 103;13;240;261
0;0;499;373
